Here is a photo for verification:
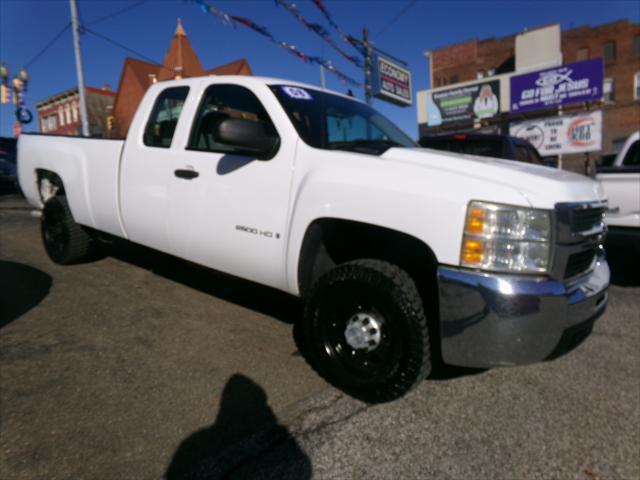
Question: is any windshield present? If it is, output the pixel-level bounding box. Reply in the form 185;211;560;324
270;85;416;154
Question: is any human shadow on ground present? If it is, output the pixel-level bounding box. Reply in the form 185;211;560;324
0;261;52;328
105;240;302;325
166;374;312;480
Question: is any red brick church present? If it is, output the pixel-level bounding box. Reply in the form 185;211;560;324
110;19;252;137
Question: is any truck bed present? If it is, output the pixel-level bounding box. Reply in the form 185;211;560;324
17;134;127;238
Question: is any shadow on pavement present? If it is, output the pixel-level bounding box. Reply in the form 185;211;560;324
428;362;486;381
166;373;311;480
106;240;302;325
605;240;640;287
0;261;52;328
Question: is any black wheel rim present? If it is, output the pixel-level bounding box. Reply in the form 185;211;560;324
315;282;404;384
42;206;67;260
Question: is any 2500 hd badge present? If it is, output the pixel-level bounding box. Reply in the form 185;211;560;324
236;224;280;239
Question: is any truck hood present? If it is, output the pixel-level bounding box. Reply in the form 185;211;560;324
380;147;606;209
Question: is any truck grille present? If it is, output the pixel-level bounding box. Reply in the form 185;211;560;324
564;249;597;279
554;202;605;280
570;207;605;233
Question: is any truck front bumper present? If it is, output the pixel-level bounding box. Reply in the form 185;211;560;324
437;256;609;368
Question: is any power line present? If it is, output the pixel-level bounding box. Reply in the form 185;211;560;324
25;23;71;68
376;0;417;37
83;26;173;74
85;0;148;27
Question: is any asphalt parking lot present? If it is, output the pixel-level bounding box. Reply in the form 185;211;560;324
1;194;639;480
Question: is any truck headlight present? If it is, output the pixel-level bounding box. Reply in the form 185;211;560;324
460;201;552;273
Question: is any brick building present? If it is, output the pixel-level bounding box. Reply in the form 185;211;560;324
562;20;640;154
418;19;640;171
110;19;252;137
35;19;251;139
36;85;116;136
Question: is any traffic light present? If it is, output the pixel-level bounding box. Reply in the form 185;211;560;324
0;85;8;104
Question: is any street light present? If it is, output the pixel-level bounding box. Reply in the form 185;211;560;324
0;63;8;83
18;67;29;83
0;63;33;123
0;64;10;104
423;50;434;90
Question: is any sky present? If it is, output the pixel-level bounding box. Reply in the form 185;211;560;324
0;0;638;138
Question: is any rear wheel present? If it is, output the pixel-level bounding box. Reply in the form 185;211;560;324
41;196;93;265
298;259;431;403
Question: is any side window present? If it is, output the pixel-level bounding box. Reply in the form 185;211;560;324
143;87;189;148
526;146;543;165
623;141;639;167
188;84;277;154
515;145;530;163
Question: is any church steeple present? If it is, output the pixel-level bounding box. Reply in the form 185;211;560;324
159;18;204;80
174;18;186;37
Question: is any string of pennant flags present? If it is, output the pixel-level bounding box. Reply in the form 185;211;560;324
194;0;363;86
274;0;363;68
311;0;367;55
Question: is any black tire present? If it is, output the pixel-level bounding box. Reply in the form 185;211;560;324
41;196;93;265
298;259;431;403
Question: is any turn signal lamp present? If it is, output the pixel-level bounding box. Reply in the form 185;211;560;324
462;239;484;264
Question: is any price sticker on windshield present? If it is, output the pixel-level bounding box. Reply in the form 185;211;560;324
281;86;313;100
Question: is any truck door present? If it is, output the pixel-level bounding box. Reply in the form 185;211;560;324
170;83;295;290
120;85;191;254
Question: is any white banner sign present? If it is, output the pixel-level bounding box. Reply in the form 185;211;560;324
509;110;602;156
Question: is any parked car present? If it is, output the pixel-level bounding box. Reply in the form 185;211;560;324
597;131;640;249
0;137;18;195
18;76;609;402
419;133;547;165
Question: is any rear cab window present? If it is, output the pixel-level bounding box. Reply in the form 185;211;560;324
143;87;189;148
460;139;504;158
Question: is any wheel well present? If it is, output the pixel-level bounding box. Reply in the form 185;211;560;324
297;218;443;365
36;169;65;203
298;218;438;297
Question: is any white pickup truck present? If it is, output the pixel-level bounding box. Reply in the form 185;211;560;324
18;76;610;402
597;131;640;250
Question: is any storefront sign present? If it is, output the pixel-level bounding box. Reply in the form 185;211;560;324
427;80;500;126
509;110;602;156
371;54;412;106
510;59;603;113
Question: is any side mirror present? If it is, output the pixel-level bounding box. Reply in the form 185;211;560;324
213;118;278;160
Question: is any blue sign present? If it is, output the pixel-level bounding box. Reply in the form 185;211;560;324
510;58;603;113
371;53;412;107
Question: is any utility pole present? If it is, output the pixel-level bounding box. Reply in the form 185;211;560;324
70;0;89;137
363;27;372;105
320;64;326;89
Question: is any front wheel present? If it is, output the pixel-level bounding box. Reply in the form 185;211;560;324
298;260;431;403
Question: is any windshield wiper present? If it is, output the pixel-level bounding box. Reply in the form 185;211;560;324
326;139;402;153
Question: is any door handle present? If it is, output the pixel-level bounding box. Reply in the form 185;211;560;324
174;169;199;180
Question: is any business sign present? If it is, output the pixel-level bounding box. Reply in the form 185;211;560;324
427;80;500;126
510;110;602;156
510;58;603;113
371;54;412;107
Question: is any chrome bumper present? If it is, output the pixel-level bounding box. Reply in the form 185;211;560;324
437;256;609;368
